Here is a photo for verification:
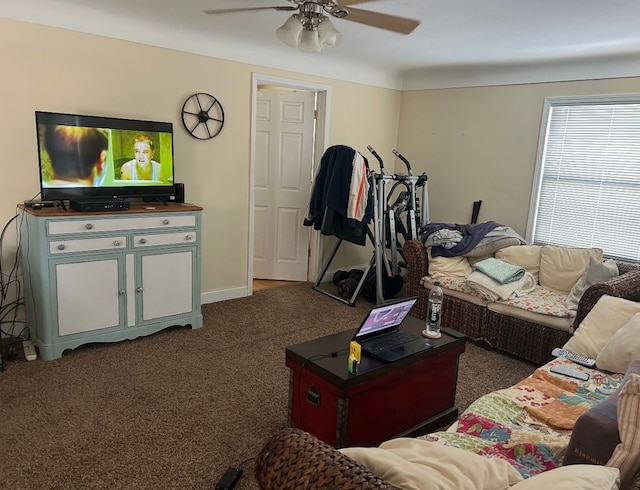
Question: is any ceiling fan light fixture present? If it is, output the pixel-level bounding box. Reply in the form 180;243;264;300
276;14;303;47
298;28;322;53
317;17;341;49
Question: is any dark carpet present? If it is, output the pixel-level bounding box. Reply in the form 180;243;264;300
0;283;536;489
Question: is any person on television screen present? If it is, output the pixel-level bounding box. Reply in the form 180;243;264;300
43;125;108;187
120;134;161;180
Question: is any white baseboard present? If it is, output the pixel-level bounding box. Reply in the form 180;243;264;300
201;286;248;305
200;263;371;305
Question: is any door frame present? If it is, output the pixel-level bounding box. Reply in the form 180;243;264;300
248;73;331;295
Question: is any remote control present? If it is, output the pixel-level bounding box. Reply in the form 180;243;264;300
215;467;242;490
441;327;466;339
551;348;596;368
550;364;590;381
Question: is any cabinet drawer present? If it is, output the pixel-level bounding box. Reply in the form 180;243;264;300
48;215;197;235
133;232;197;248
50;236;127;254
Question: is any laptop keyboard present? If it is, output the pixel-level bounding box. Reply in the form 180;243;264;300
363;330;418;353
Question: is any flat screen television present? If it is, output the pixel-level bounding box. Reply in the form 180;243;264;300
35;111;175;202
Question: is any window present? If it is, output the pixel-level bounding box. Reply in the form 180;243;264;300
527;94;640;262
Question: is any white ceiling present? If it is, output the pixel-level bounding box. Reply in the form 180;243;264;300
3;0;640;89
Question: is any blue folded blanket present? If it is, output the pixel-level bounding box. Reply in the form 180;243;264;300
473;257;525;284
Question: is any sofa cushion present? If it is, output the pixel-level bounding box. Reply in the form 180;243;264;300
427;247;473;278
341;437;524;490
564;295;640;359
538;245;603;294
488;301;571;332
566;256;619;318
509;465;619;490
606;373;640;489
421;276;489;306
596;313;640;374
495;245;543;282
491;285;570;319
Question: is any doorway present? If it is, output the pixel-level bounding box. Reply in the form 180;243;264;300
248;74;331;295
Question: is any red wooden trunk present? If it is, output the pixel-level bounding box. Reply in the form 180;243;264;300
286;321;465;448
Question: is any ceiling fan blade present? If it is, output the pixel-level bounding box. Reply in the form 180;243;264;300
342;7;420;34
203;6;297;15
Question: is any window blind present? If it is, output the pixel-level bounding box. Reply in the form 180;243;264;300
532;98;640;262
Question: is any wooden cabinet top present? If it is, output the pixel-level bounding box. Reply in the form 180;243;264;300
18;202;203;217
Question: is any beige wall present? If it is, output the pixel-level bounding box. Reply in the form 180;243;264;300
6;16;637;303
397;78;640;237
0;18;401;299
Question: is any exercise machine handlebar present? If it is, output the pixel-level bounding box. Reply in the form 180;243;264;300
367;145;387;174
392;149;412;175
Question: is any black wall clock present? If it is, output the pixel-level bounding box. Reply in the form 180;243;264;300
181;92;225;140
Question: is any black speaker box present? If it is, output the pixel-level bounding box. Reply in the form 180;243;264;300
174;183;185;203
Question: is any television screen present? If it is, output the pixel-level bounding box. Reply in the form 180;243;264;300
35;111;175;201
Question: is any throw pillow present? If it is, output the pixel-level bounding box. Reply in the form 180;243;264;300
606;373;640;490
563;295;640;359
596;313;640;374
341;437;524;490
538;245;603;294
564;360;640;467
427;247;472;278
509;465;619;490
495;245;543;282
566;256;619;317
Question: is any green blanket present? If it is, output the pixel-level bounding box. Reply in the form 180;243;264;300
473;257;524;284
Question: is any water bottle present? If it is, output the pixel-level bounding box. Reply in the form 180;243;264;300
424;281;443;338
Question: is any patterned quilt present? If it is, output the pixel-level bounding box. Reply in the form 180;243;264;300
419;358;624;479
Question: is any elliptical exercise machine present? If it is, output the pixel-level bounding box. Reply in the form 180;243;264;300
312;146;429;306
365;146;429;304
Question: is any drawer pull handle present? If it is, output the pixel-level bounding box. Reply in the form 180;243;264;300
113;240;121;247
57;244;66;251
139;238;147;244
185;234;193;241
163;219;170;225
118;290;125;296
136;287;143;293
85;223;94;230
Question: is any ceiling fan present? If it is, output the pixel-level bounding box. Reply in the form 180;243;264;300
203;1;421;52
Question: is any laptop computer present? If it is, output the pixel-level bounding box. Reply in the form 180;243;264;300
352;296;433;363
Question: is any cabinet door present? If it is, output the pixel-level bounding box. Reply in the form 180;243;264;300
55;258;122;336
139;249;194;321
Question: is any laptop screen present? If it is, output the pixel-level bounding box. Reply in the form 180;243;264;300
353;297;418;340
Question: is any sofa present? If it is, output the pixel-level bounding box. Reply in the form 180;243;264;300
255;298;640;488
255;293;640;489
403;239;640;365
255;361;640;489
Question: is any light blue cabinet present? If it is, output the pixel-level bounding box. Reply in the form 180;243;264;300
19;203;203;360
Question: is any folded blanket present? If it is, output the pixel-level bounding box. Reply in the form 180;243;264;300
473;257;525;284
466;270;536;302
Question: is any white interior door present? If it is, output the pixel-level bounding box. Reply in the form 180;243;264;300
253;88;315;281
